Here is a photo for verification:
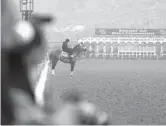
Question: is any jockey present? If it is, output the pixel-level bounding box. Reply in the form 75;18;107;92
62;38;74;59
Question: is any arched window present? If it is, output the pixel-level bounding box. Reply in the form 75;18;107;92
90;41;97;53
162;42;166;54
133;42;139;47
155;42;162;54
97;41;104;53
126;42;133;47
147;42;154;47
105;42;112;53
119;42;126;47
112;42;118;53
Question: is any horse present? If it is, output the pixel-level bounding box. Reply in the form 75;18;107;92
48;42;87;76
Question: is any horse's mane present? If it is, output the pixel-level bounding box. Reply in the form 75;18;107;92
73;43;80;50
71;43;80;54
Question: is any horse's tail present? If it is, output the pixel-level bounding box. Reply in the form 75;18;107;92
48;52;52;62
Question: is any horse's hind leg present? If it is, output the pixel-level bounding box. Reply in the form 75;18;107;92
51;58;58;75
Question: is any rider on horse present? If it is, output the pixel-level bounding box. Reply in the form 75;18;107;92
62;38;74;61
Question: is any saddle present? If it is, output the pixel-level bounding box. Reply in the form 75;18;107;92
60;51;75;63
61;51;69;58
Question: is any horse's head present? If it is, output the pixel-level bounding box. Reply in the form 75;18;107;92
73;42;87;55
79;42;87;52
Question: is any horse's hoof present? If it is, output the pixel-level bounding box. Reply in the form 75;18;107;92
52;70;55;76
70;71;74;77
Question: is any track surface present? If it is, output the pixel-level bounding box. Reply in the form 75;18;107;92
44;60;166;125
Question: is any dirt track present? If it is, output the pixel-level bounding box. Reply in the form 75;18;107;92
44;60;166;125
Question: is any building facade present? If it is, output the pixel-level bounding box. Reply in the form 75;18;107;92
78;29;166;59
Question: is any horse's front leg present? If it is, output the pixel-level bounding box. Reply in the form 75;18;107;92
70;61;76;77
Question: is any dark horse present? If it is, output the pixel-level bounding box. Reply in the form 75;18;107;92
49;42;87;76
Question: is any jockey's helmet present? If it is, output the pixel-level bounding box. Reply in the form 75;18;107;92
80;42;83;45
65;38;70;42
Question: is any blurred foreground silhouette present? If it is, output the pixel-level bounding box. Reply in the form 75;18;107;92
1;0;111;125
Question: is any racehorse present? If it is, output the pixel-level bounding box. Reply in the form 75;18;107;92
48;42;87;76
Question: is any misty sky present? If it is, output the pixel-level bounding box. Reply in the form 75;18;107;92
14;0;166;41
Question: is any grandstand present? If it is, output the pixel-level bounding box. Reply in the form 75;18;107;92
78;28;166;60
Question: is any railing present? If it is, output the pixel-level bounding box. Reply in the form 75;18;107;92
81;45;166;60
32;54;49;89
117;46;158;59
